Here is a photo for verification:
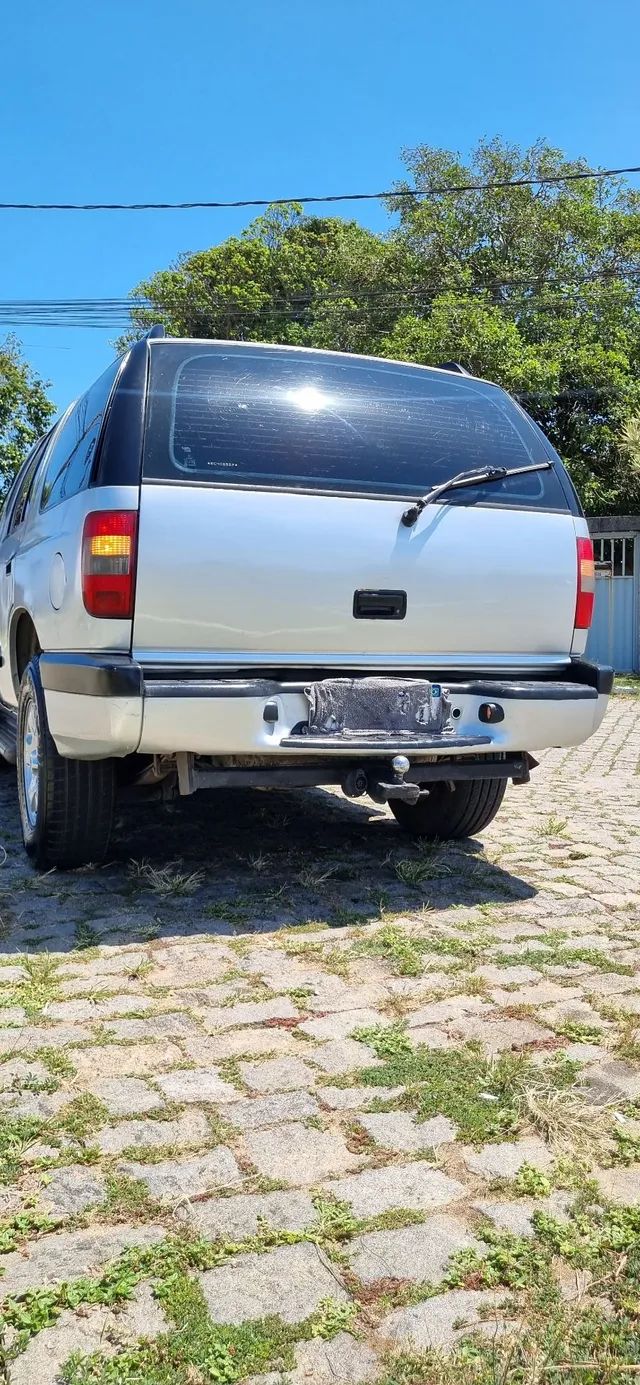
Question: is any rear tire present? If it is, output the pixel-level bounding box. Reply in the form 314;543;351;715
389;776;507;840
17;657;116;869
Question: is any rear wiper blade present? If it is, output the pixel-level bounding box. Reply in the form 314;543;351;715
401;461;553;528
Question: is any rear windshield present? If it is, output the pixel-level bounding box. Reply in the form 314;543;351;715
143;343;571;511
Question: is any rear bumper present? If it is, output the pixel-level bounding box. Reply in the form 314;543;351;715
39;654;612;762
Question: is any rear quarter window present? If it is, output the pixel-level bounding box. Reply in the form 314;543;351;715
143;344;573;513
40;358;122;512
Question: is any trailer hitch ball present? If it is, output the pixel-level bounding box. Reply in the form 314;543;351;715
369;755;421;806
342;767;368;799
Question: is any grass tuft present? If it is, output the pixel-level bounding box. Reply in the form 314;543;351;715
128;860;205;896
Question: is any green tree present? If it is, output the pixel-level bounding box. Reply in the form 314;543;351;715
122;203;399;357
125;139;640;513
383;138;640;512
0;336;55;491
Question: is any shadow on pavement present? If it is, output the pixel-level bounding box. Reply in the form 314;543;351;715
0;772;536;956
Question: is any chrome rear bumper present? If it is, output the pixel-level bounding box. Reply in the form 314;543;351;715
38;655;613;762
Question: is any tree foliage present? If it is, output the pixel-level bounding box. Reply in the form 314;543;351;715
125;139;640;513
0;336;55;491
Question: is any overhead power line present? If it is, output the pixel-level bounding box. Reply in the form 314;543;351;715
1;165;639;212
1;268;638;328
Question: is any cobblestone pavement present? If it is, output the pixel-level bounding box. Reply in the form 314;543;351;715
0;697;638;1383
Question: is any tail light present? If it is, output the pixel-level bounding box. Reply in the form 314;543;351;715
82;510;138;618
575;536;595;629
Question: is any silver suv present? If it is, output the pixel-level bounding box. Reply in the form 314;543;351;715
0;330;610;868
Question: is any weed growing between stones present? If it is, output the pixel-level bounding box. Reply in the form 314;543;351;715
352;1030;583;1146
356;925;426;977
74;921;101;950
57;1096;110;1142
0;1206;59;1253
513;1164;552;1198
60;1273;298;1384
309;1296;357;1338
0;953;61;1018
494;944;633;976
103;1175;160;1220
31;1044;77;1080
0;1113;45;1182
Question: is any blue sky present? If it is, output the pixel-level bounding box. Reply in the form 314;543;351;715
2;0;639;413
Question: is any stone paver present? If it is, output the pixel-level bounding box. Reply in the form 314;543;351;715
580;1059;640;1103
357;1111;457;1152
348;1215;480;1285
593;1167;640;1205
299;1008;389;1040
0;1089;68;1120
320;1164;466;1217
311;1037;381;1074
403;1024;453;1049
247;1334;381;1385
183;1029;300;1061
178;1189;315;1238
154;1067;239;1104
70;1041;183;1078
379;1289;509;1351
0;1006;25;1025
303;979;388;1013
224;1090;320;1129
0;1023;92;1053
463;1136;554;1180
473;1192;572;1238
103;1013;201;1040
39;1165;107;1217
0;1057;49;1089
406;995;490;1026
0;1224;165;1297
244;1120;359;1183
476;965;542;986
88;1076;164;1116
452;1014;555;1054
98;1108;210;1155
199;1241;348;1323
318;1085;405;1110
119;1148;242;1201
46;995;155;1021
239;1056;318;1092
199;997;299;1032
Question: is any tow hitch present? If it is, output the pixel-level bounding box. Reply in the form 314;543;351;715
367;755;422;806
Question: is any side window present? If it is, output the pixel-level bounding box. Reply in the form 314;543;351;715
40;359;121;513
6;437;49;536
0;457;33;536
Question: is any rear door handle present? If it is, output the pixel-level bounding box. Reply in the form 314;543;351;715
353;589;407;620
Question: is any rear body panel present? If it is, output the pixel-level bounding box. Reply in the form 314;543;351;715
132;484;579;674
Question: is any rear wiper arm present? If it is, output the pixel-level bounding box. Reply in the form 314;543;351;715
401;461;553;528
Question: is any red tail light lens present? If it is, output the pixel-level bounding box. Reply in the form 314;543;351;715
82;510;138;618
575;536;595;629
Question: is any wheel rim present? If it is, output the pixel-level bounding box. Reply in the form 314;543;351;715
22;698;40;829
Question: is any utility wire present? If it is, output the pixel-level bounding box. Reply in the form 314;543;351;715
3;265;640;310
3;297;636;329
1;165;640;211
1;270;638;327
